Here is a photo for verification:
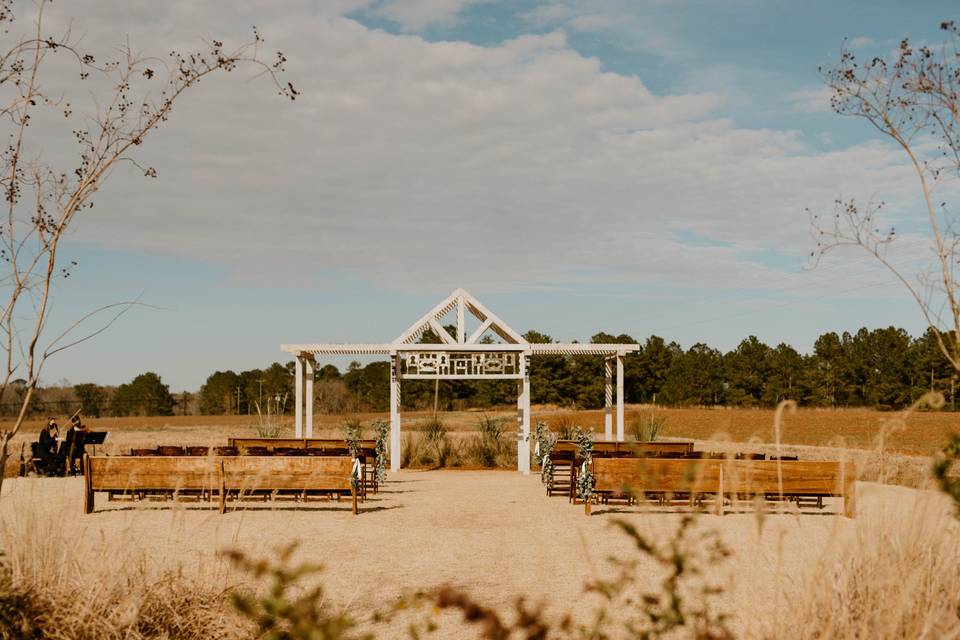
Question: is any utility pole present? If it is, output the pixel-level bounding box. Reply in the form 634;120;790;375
235;386;242;415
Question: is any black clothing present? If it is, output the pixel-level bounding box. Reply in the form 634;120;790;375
38;429;57;456
62;426;87;474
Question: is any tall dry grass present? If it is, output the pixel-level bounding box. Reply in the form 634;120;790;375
768;490;960;639
0;483;248;639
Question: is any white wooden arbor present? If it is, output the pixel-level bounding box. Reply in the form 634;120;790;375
281;289;639;474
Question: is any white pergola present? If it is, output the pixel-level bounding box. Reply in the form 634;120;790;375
281;288;639;474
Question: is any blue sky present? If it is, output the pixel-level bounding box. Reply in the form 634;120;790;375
23;1;958;391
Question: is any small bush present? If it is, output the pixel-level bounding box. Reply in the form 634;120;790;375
630;413;666;442
401;433;422;468
554;415;576;440
225;543;367;640
471;415;506;467
422;417;449;467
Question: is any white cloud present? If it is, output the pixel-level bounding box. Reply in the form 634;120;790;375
788;85;834;114
20;1;938;300
369;0;489;31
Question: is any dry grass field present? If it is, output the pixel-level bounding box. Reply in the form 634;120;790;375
1;471;958;638
3;404;955;480
3;403;956;454
1;403;958;638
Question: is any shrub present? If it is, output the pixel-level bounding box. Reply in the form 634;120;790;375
554;415;576;440
422;416;449;467
401;433;422;468
471;416;505;467
630;413;667;442
224;543;366;640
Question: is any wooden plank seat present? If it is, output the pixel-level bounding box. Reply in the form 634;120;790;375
241;446;271;456
214;446;238;456
157;446;185;456
130;448;158;456
227;437;376;452
547;450;575;497
186;446;209;456
588;458;855;517
83;454;359;514
553;440;695;457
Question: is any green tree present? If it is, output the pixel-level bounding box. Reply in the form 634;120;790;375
73;383;107;417
723;336;771;406
662;343;725;406
199;370;240;415
111;372;175;416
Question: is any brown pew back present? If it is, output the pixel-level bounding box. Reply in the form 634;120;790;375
590;458;855;517
83;454;357;514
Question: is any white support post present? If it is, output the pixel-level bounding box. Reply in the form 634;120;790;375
616;354;625;442
604;358;613;441
294;356;304;438
305;358;314;438
390;354;401;472
518;352;531;474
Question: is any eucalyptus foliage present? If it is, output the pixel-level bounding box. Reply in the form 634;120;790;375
373;419;389;484
575;427;595;501
534;421;557;484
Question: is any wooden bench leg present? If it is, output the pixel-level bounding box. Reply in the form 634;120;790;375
82;454;93;514
218;461;226;514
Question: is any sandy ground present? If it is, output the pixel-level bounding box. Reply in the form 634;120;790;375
2;467;952;638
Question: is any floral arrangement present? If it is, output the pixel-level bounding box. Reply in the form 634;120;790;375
534;421;557;484
575;426;595;502
373;419;389;484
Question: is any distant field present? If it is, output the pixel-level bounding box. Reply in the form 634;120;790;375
3;404;956;458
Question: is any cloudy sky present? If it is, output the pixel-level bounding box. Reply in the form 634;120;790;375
19;0;958;391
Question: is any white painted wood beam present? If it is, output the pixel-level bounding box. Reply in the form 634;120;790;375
616;355;625;442
428;317;456;344
390;355;401;472
466;317;493;344
456;296;465;343
294;356;303;438
604;358;613;440
305;358;314;438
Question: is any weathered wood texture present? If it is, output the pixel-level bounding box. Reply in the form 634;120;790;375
83;454;357;515
590;458;855;517
227;437;376;451
553;441;694;455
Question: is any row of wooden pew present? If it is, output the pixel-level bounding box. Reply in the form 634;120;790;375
83;453;361;514
83;439;385;515
543;440;855;517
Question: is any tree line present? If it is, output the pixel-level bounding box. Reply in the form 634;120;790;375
6;325;955;419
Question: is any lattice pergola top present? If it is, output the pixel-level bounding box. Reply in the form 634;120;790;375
280;288;639;356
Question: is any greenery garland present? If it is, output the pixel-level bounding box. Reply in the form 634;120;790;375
575;427;595;501
373;419;389;484
534;421;557;484
343;421;362;492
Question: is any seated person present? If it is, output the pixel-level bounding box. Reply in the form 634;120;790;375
35;418;59;475
61;415;88;475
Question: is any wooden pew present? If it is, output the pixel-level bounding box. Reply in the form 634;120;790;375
589;458;855;517
553;440;694;457
82;454;358;515
227;437;376;451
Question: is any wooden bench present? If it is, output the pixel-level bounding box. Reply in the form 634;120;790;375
589;458;855;517
227;437;376;451
553;440;694;456
82;454;358;514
